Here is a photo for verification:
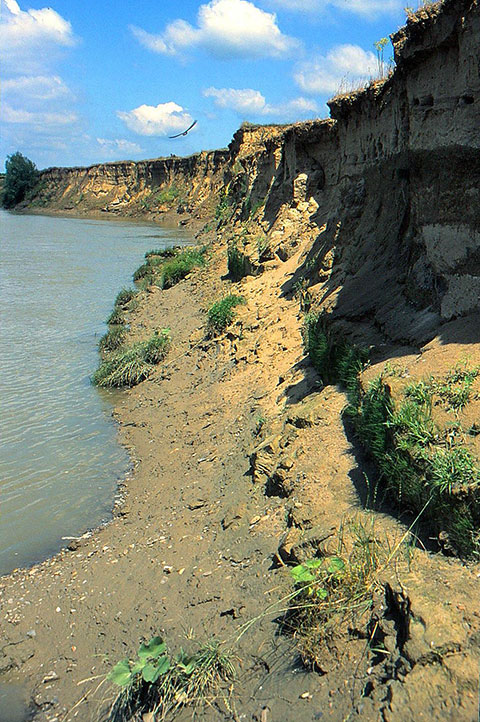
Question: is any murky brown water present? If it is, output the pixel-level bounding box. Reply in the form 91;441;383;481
0;211;190;576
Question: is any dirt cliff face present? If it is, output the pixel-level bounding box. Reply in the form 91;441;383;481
28;0;480;341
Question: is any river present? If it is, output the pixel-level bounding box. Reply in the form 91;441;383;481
0;210;190;577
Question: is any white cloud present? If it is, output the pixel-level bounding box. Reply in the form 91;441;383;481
1;0;76;72
3;75;73;102
294;44;377;95
131;0;298;59
2;103;78;126
270;0;403;16
96;138;144;157
117;102;194;137
204;87;318;118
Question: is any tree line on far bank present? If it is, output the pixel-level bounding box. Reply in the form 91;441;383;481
2;152;39;209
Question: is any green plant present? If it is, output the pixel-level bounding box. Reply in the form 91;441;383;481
207;294;245;335
256;236;270;261
144;248;177;259
373;37;389;76
114;287;137;309
351;367;480;557
105;637;235;722
215;189;232;222
283;515;383;669
254;414;267;436
93;330;170;388
303;313;368;402
227;240;248;281
156;184;182;205
159;248;206;289
106;307;125;326
99;325;126;354
2;152;39;208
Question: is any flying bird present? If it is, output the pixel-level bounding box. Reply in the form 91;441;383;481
169;120;197;139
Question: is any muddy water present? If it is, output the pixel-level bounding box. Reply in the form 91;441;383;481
0;210;190;576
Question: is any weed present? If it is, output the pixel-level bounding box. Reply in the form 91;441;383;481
254;414;267;436
303;313;368;402
207;294;246;335
144;248;177;260
159;248;206;289
92;330;170;388
215;189;232;222
283;515;383;669
106;308;125;326
105;637;235;722
99;325;126;355
227;240;248;281
257;236;270;261
114;287;137;309
156;185;182;206
352;367;480;557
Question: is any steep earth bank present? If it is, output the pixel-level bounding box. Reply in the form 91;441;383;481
2;1;480;720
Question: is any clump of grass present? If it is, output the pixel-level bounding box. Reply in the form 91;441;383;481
352;368;480;556
114;287;137;309
227;240;248;281
283;515;383;670
104;636;235;722
99;325;126;354
92;330;170;388
106;307;125;326
207;294;245;335
303;313;368;404
144;248;177;260
159;248;206;289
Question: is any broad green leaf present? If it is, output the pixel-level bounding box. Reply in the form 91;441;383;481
290;565;316;584
142;662;160;683
178;660;196;675
327;557;345;574
138;636;166;660
107;659;132;687
155;655;171;676
131;660;145;675
315;587;328;599
303;559;323;570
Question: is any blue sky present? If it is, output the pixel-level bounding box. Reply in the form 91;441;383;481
1;0;412;169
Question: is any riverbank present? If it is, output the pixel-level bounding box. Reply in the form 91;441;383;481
1;228;479;722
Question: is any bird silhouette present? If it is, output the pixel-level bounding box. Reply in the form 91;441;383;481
169;120;197;139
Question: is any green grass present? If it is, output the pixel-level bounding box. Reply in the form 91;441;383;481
106;307;125;326
104;637;235;722
303;313;368;404
92;330;170;388
352;370;480;557
144;248;177;259
114;287;137;309
227;241;248;281
207;294;246;335
99;325;126;354
159;248;206;289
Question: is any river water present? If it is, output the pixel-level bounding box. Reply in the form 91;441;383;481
0;210;190;577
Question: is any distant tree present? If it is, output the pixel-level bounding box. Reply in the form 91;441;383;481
2;152;39;209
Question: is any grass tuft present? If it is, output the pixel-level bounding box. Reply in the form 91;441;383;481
227;240;248;281
159;248;206;289
99;325;126;355
92;330;170;388
104;637;235;722
207;294;246;335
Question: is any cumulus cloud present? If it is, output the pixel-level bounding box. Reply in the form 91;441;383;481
96;138;143;157
131;0;298;59
270;0;403;16
1;0;76;72
294;44;377;95
117;102;194;137
204;87;318;118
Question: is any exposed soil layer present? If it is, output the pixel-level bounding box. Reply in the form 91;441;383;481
1;236;479;722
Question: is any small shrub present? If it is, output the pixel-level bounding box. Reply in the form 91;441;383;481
215;190;231;222
93;330;170;388
159;248;205;289
207;295;245;335
99;325;126;354
144;248;177;259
